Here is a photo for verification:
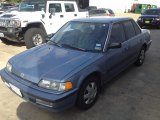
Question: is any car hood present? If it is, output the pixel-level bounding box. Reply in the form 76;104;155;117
10;44;97;84
140;15;160;18
0;11;43;19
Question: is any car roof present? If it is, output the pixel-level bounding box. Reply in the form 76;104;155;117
145;8;160;10
71;17;132;24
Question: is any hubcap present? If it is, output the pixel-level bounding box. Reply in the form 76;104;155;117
32;34;43;46
139;49;145;63
83;82;97;105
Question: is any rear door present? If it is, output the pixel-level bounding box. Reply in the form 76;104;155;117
63;2;78;20
45;1;65;34
122;20;142;64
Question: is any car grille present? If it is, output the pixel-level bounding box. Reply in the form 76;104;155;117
0;19;10;27
143;18;154;23
0;27;7;32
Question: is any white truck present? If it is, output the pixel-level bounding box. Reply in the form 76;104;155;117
0;0;88;48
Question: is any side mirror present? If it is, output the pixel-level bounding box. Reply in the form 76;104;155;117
46;33;55;41
108;43;122;49
49;8;56;18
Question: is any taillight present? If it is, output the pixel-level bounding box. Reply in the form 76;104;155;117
108;14;112;16
106;13;112;16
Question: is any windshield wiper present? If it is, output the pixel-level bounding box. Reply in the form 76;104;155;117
60;44;87;52
47;40;62;47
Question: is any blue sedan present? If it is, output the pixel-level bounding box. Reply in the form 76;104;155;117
0;17;152;111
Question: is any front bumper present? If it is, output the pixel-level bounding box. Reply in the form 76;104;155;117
0;27;23;42
0;69;78;112
137;20;160;27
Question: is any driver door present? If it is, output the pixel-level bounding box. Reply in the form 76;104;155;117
103;23;128;81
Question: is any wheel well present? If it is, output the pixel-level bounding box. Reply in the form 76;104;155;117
22;23;46;37
143;43;147;51
81;71;102;88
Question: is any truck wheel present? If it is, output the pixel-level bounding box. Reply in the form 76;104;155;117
0;38;13;44
135;47;146;66
24;28;46;49
76;76;100;110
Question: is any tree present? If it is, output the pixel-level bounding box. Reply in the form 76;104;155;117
5;0;21;3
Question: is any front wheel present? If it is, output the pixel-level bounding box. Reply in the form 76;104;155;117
24;28;46;49
76;76;100;110
135;47;146;66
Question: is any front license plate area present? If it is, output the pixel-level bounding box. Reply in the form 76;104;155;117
9;83;22;97
145;21;150;24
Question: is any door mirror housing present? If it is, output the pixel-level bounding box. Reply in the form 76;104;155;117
46;33;55;41
108;43;122;49
49;8;56;18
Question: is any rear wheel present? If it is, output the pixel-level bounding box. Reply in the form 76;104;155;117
135;47;146;66
76;76;100;110
24;28;46;49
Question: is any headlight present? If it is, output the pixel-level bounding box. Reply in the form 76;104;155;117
9;20;21;27
6;62;12;72
38;80;73;91
155;18;160;21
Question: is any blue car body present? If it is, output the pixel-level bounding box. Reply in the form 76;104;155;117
0;17;152;111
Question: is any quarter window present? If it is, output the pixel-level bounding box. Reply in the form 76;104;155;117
65;3;75;12
109;23;125;44
49;3;62;13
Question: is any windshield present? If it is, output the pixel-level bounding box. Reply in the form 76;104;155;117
19;0;45;12
143;9;160;15
50;21;109;52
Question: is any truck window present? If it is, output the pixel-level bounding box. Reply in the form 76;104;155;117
131;20;141;35
123;21;136;40
109;23;125;44
49;3;62;13
65;3;75;12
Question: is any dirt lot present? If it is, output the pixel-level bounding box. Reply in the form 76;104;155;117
0;13;160;120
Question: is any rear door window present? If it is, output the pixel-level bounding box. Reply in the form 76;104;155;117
123;21;136;40
49;3;62;13
99;10;106;14
108;9;114;14
65;3;75;12
108;23;125;45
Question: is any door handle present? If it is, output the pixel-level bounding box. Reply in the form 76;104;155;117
60;15;64;18
74;14;77;16
124;46;129;51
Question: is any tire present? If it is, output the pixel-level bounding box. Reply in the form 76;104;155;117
156;26;160;29
0;38;13;44
139;25;143;28
24;28;46;49
135;47;146;66
76;76;100;110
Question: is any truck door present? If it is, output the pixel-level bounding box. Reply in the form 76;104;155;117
63;2;78;21
44;2;65;34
